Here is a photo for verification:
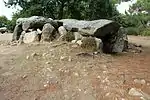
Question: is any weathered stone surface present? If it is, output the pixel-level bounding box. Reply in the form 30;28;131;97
0;27;8;34
41;23;56;42
57;26;67;41
74;32;83;41
112;27;128;53
60;19;126;53
37;28;42;34
95;37;103;50
58;26;67;35
19;31;26;44
134;79;146;85
16;16;61;31
23;31;40;43
76;40;82;46
128;88;143;96
12;23;23;41
128;88;150;100
60;19;120;37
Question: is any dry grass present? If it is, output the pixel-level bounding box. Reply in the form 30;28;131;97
62;31;75;42
81;37;97;51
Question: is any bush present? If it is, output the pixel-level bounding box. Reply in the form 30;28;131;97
6;19;16;32
140;28;150;36
126;27;140;35
0;16;8;28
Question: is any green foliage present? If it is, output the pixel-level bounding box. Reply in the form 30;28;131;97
6;12;21;32
140;28;150;36
5;0;150;36
0;16;8;27
6;0;119;20
136;0;150;11
126;27;139;35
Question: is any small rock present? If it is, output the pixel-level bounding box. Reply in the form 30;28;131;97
102;77;109;83
11;43;17;46
147;83;150;86
129;88;150;100
93;52;99;55
31;52;38;57
44;84;49;88
134;79;146;85
64;70;69;73
47;68;52;72
105;92;110;96
74;72;79;77
42;53;47;57
140;97;145;100
60;56;66;61
103;65;107;68
22;75;28;79
128;88;142;96
78;88;82;92
97;76;101;79
121;98;125;100
26;55;30;59
103;71;107;74
84;91;87;94
59;68;63;72
64;95;70;100
37;28;42;34
71;40;76;43
71;44;78;48
46;62;50;64
76;40;82;46
68;56;72;62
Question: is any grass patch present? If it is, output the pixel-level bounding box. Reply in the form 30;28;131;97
81;37;97;51
62;31;75;42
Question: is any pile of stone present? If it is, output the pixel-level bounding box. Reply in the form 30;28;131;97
12;16;128;53
0;27;8;34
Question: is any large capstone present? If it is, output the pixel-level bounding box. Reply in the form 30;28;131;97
60;19;127;53
16;16;61;31
60;19;120;37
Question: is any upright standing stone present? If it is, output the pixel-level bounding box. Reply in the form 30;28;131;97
23;31;40;43
57;26;67;41
12;23;23;41
41;23;56;42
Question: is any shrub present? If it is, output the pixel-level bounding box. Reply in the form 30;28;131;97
6;19;17;32
140;28;150;36
126;27;140;35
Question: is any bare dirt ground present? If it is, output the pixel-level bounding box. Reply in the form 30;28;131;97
0;34;150;100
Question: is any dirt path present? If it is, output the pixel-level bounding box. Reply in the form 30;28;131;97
128;35;150;47
0;33;12;41
0;35;149;100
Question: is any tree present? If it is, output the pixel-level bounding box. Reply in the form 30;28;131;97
5;0;119;20
0;16;8;27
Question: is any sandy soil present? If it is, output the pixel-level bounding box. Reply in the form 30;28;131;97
0;34;150;100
